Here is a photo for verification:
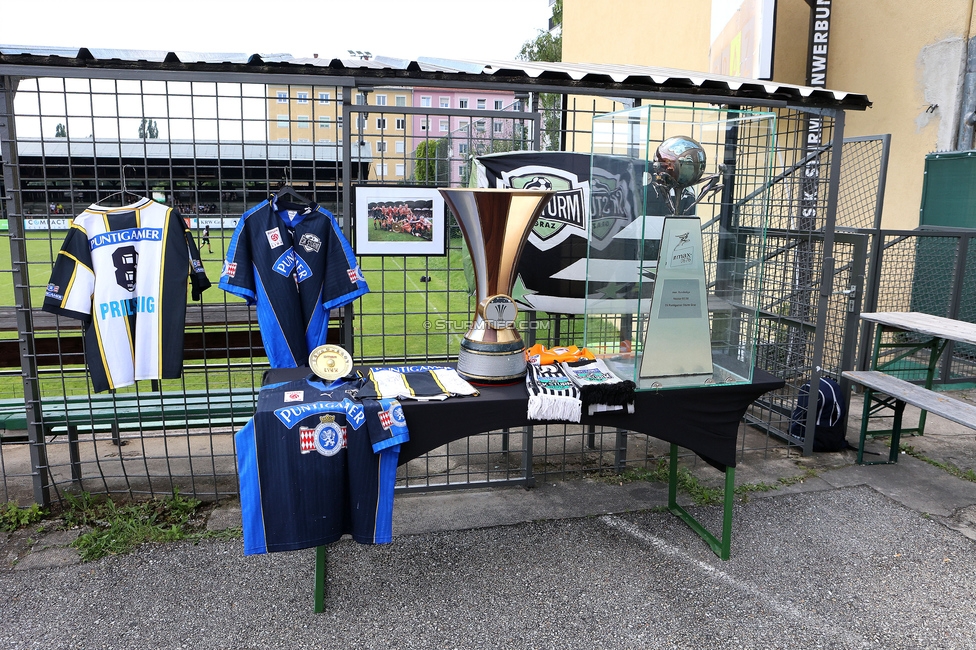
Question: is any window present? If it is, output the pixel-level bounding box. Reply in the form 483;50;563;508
276;114;288;128
337;115;343;128
494;121;504;134
276;91;287;103
439;96;450;108
277;137;289;142
439;119;449;132
494;100;503;110
458;120;469;131
375;94;387;106
420;95;432;107
458;98;469;109
377;117;387;129
336;90;344;101
395;163;405;176
319;115;331;128
395;95;407;107
395;140;405;153
356;116;367;130
420;119;429;131
297;92;309;104
475;120;486;132
355;93;366;105
376;141;387;153
376;164;388;176
318;92;331;104
297;138;310;143
297;116;310;128
395;118;405;130
458;143;469;155
477;99;486;109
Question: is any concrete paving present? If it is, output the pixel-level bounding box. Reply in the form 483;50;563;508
2;396;976;649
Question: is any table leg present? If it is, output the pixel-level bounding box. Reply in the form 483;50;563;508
314;545;327;613
666;443;734;560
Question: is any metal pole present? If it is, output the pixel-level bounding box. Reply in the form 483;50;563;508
0;75;50;505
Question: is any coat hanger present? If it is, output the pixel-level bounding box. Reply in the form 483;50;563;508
98;165;145;207
271;172;312;212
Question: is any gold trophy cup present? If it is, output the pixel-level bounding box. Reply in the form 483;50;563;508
439;188;553;384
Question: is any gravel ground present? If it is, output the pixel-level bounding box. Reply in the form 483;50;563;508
3;484;976;650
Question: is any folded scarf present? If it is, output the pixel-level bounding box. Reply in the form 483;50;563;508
559;358;636;416
525;363;582;422
524;344;595;366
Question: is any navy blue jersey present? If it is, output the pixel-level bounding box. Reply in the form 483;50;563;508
219;196;369;367
236;376;408;555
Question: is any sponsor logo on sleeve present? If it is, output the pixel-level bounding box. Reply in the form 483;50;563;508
222;261;237;278
45;283;63;300
347;266;364;283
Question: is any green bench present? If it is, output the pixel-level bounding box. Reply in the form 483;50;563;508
0;388;259;478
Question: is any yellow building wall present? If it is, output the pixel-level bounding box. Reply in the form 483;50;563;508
827;0;973;229
266;85;413;182
562;0;976;229
562;0;711;69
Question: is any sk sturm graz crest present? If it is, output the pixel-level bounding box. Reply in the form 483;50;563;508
112;246;138;291
498;166;589;252
475;152;648;315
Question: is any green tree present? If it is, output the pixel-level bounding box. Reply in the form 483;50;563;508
138;118;159;139
517;0;563;150
413;138;449;185
54;122;67;137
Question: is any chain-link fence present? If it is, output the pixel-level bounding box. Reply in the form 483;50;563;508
0;56;879;506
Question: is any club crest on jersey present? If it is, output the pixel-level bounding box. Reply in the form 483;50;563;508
284;390;304;402
312;415;347;457
298;233;322;253
266;227;284;249
378;401;406;430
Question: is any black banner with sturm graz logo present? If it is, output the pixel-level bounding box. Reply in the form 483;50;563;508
474;151;667;315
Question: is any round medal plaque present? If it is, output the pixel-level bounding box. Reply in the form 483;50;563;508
308;344;353;381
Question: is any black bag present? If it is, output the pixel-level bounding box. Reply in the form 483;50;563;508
789;376;847;452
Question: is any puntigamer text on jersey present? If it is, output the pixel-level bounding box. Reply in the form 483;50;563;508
89;227;163;249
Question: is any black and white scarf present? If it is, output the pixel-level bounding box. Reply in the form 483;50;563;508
559;358;636;416
525;363;582;422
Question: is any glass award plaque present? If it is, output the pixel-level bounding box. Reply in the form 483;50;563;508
584;105;776;390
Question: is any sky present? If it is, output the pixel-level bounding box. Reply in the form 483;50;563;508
0;0;554;62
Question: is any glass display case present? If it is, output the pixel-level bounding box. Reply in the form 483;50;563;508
584;105;776;389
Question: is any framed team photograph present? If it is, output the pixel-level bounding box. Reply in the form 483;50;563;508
354;185;446;256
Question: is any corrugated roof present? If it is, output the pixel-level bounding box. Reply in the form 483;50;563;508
16;138;371;162
0;45;870;110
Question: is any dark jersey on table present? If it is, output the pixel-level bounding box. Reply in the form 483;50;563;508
219;195;369;367
235;375;408;555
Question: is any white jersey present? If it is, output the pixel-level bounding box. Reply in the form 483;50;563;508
42;198;210;392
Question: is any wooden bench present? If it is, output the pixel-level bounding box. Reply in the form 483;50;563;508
842;370;976;464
